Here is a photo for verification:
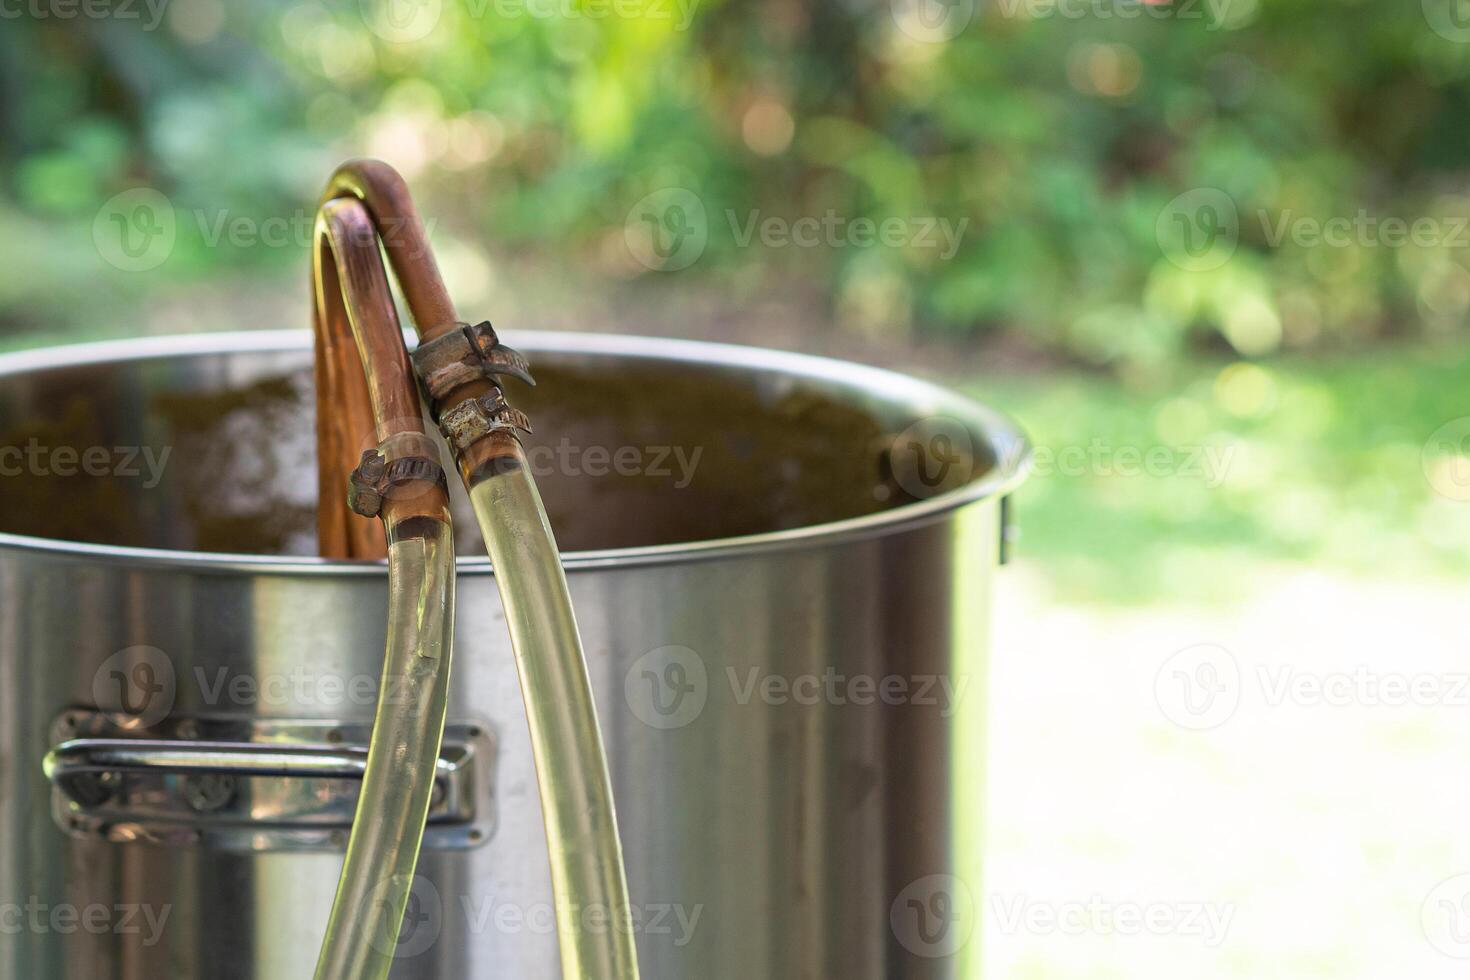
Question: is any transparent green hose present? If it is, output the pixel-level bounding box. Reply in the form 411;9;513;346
314;518;456;980
469;444;641;980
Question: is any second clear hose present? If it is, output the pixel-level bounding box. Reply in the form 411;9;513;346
468;443;641;980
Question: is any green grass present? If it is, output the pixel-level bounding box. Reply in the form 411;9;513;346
967;341;1470;605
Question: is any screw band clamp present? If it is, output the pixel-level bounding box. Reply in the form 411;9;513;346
437;391;533;453
411;320;535;406
347;432;448;519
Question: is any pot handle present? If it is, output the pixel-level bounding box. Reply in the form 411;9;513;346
44;737;467;792
41;716;494;852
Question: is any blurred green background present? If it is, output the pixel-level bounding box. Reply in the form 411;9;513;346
6;6;1470;977
1;0;1468;600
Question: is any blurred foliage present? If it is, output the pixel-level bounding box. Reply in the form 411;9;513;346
983;338;1470;602
2;0;1470;371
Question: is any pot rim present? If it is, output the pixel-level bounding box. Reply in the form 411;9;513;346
0;330;1030;574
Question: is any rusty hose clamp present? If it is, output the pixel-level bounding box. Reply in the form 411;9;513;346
436;391;533;454
410;320;535;410
348;432;449;520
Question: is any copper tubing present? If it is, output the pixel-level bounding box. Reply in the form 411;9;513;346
310;185;458;980
320;159;521;488
313;194;451;558
313;161;641;980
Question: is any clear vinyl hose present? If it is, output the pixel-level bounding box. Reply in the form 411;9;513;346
469;444;642;980
313;518;456;980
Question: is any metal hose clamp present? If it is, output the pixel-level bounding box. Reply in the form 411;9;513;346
437;391;533;453
348;431;449;519
411;321;534;407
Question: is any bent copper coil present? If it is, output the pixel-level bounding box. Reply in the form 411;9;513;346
312;194;451;558
318;159;528;491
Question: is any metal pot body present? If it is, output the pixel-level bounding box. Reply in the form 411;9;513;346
0;332;1025;980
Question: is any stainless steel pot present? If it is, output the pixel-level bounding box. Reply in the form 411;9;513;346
0;330;1027;979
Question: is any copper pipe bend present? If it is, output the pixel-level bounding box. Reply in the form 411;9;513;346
319;159;524;498
312;193;450;559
